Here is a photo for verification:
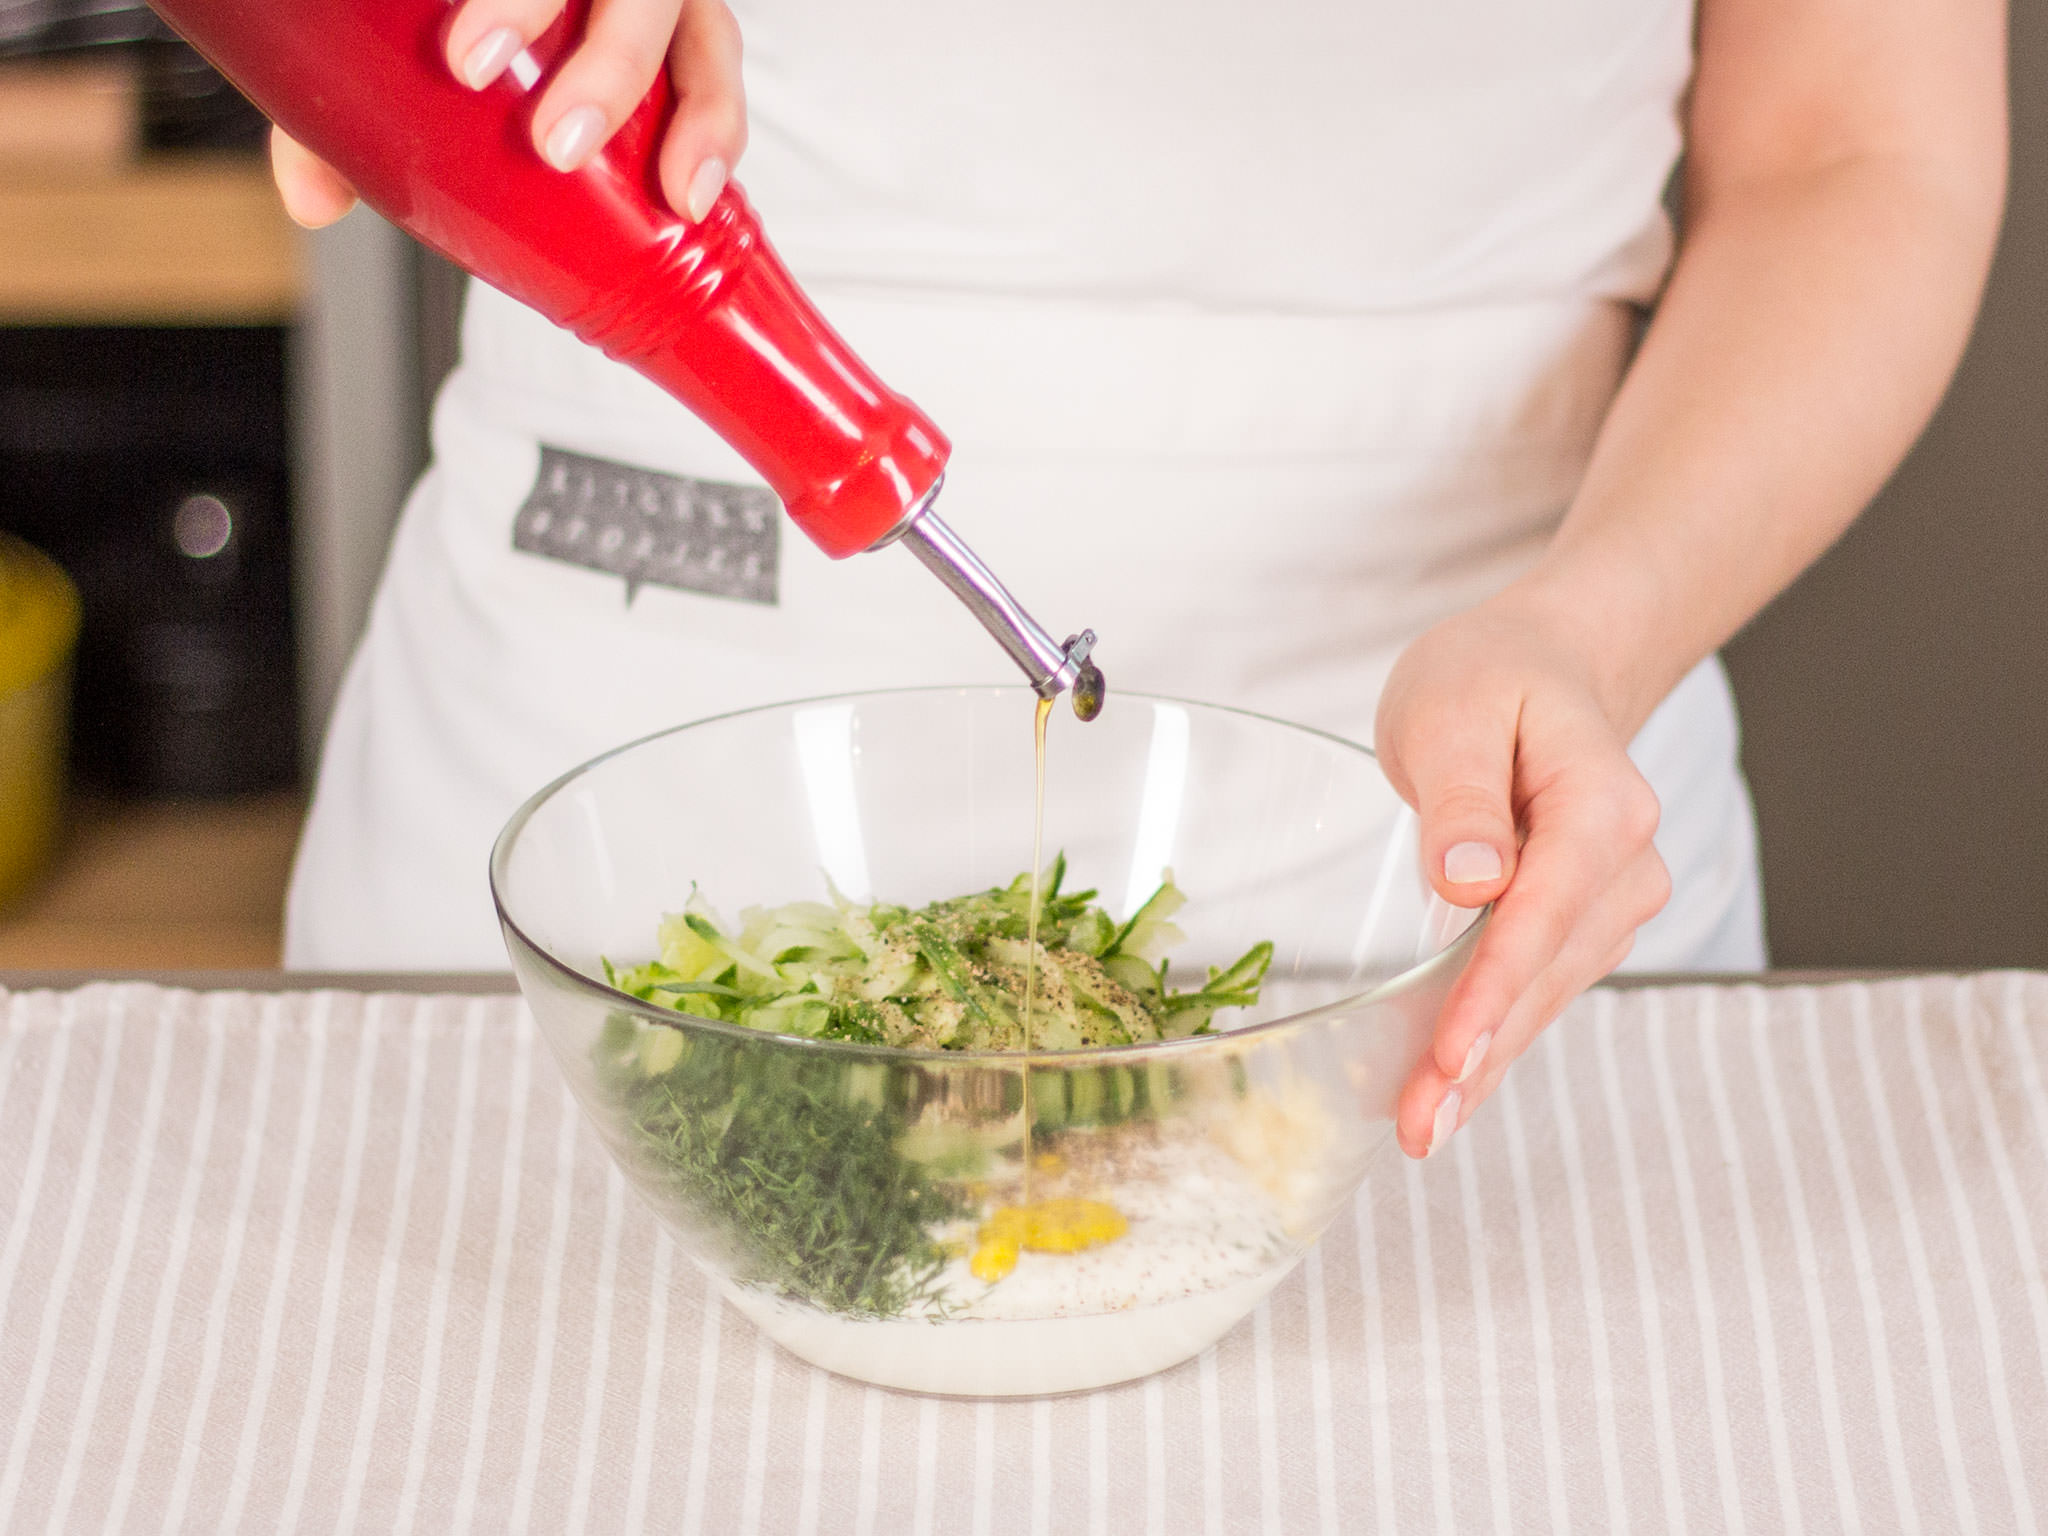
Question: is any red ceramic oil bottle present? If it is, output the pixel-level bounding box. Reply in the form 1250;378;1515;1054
147;0;948;559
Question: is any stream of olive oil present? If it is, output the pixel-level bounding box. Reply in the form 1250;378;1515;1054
964;693;1130;1285
1021;694;1052;1203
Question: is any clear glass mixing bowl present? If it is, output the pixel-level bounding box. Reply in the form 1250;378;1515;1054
492;688;1483;1395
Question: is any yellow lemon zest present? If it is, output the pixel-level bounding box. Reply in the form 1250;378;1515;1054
1022;1198;1128;1253
969;1197;1128;1280
969;1233;1020;1282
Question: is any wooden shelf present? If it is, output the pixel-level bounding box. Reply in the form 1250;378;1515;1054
0;156;303;324
0;793;304;969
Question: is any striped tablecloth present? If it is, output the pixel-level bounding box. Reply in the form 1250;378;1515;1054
1;975;2044;1534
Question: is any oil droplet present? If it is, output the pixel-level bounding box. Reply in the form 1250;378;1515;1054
1070;661;1106;722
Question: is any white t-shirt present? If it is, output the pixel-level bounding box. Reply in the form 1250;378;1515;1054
285;0;1764;971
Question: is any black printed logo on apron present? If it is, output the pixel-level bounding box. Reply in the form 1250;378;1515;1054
512;446;779;606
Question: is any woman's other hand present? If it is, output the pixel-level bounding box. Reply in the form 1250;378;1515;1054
268;0;747;229
1380;0;2003;1160
1375;591;1672;1160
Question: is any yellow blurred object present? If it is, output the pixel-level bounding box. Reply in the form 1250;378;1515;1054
969;1231;1020;1283
0;535;80;910
970;1197;1130;1281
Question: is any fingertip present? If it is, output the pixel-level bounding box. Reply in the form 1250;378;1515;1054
659;111;743;220
1428;1088;1463;1156
457;24;523;90
1436;1026;1492;1086
1443;839;1504;885
540;103;607;171
683;154;728;222
1394;1057;1453;1158
1396;1082;1463;1160
1416;785;1517;907
664;0;747;212
1396;1110;1433;1160
1432;837;1514;909
268;127;358;228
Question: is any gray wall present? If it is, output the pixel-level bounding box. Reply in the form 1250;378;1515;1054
289;232;462;765
1722;2;2048;968
289;208;423;764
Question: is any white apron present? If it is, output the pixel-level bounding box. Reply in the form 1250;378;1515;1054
285;0;1765;971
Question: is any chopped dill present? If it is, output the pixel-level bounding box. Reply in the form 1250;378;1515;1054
592;1011;964;1316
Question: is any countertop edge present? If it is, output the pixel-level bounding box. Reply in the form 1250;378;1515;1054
0;969;523;994
0;967;1970;995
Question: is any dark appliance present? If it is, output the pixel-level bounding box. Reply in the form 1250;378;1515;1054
0;325;298;794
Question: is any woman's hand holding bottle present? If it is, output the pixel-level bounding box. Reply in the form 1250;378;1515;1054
269;0;748;228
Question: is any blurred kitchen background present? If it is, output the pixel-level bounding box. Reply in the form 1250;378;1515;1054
0;0;2041;972
0;0;458;965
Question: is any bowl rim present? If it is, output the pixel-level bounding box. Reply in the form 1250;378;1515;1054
490;684;1489;1066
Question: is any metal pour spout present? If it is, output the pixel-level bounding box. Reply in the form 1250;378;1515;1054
895;508;1106;721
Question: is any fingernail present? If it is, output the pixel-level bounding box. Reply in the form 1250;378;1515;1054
1457;1032;1491;1084
460;27;521;90
685;156;729;222
1445;841;1503;884
543;105;606;171
1428;1088;1462;1157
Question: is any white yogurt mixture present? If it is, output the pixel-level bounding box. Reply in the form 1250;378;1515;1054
941;1135;1291;1320
724;1130;1309;1396
727;1260;1297;1397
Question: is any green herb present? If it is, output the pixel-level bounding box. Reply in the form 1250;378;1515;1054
607;858;1274;1052
592;1010;966;1316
